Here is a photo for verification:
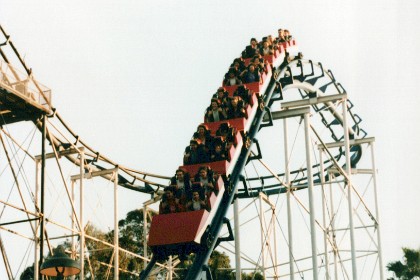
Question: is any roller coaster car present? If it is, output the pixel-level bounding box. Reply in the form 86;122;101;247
204;118;247;135
223;68;270;96
147;40;299;262
179;128;245;176
204;92;258;134
243;40;294;69
180;160;230;178
148;177;225;260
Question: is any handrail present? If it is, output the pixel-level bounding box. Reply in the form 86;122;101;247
0;60;52;111
0;25;51;109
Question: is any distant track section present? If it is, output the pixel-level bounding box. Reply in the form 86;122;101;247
0;24;173;196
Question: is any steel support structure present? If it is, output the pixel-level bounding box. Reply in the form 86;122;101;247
271;106;320;279
79;151;85;278
342;98;357;279
319;149;331;279
258;192;278;279
34;158;41;280
258;194;266;280
329;173;339;279
34;146;139;280
71;179;76;267
318;136;383;280
283;117;295;280
35;146;85;279
269;92;382;279
303;111;319;280
234;191;242;280
370;142;384;280
39;114;46;280
71;167;119;280
114;169;119;280
143;204;148;269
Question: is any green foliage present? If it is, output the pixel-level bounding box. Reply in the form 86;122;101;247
83;208;153;279
241;271;264;280
170;250;235;279
83;223;114;279
172;251;265;280
19;208;154;280
19;264;34;280
208;250;234;280
387;247;420;280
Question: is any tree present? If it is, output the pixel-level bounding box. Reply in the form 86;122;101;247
19;208;154;279
170;250;266;280
84;208;154;279
170;250;234;279
387;247;420;280
242;271;264;280
208;250;234;280
83;223;114;279
19;264;34;280
118;208;153;278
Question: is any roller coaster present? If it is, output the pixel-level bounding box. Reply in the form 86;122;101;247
0;24;384;280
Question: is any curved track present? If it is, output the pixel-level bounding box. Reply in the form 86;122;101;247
239;59;366;198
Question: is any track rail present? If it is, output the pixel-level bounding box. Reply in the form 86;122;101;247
237;59;366;198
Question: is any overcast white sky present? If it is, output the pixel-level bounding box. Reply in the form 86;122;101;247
1;0;420;278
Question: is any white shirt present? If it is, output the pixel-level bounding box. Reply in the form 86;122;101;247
212;109;220;121
192;200;201;210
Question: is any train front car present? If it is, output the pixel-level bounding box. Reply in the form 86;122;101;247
148;176;225;260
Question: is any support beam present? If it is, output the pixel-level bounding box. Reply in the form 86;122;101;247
303;112;319;280
283;117;295;280
34;147;84;160
71;180;76;272
317;137;375;149
114;169;119;280
70;167;119;181
370;142;384;280
342;99;358;279
234;193;242;280
34;160;40;280
143;205;148;269
80;152;85;279
319;149;330;279
259;194;266;280
281;93;347;109
264;106;310;121
38;114;46;280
